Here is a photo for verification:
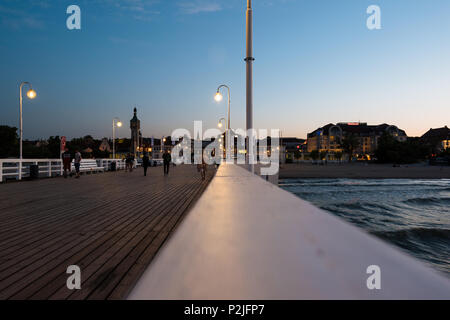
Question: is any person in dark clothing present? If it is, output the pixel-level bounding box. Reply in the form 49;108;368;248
197;156;207;181
126;153;135;172
125;153;130;172
163;150;171;175
142;153;150;176
74;149;82;178
62;148;72;178
129;154;135;172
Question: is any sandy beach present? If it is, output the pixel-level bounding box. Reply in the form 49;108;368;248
279;163;450;179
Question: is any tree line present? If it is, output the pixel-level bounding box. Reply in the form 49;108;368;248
0;125;126;159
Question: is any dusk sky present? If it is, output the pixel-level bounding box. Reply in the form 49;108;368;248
1;0;449;140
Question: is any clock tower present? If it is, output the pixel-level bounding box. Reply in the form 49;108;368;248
130;108;141;155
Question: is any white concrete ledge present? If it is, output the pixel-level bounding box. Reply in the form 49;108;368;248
129;164;450;299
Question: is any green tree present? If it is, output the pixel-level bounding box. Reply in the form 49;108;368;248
0;126;19;158
23;141;51;159
47;136;61;158
375;133;398;163
375;133;430;164
340;134;360;163
319;150;328;161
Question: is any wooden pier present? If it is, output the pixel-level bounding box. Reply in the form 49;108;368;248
0;165;214;300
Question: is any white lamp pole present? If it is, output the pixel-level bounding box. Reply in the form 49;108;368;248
19;82;36;180
112;117;122;160
215;85;231;132
218;117;227;159
215;85;231;160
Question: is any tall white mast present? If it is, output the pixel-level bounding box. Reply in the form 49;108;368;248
245;0;254;167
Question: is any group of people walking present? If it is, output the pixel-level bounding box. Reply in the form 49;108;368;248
61;147;82;179
141;149;207;180
141;150;172;177
61;148;208;180
125;153;135;172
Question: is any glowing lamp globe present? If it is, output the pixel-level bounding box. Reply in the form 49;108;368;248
214;92;223;102
27;89;37;99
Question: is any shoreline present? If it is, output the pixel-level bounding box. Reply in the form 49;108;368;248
279;163;450;180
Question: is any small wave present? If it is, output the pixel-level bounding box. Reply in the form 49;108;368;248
373;228;450;241
331;201;394;213
280;179;450;188
337;202;364;210
292;191;315;197
404;197;450;205
373;228;450;276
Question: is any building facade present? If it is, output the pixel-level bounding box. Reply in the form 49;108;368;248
420;126;450;152
307;122;407;159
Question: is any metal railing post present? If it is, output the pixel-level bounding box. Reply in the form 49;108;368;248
18;160;22;180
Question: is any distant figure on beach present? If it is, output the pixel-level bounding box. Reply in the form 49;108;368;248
142;152;150;176
163;150;171;175
74;149;82;179
62;148;72;178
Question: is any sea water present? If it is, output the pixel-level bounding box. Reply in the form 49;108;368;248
279;178;450;276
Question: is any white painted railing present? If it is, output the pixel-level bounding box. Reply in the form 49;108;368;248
97;159;127;171
0;159;63;182
129;164;450;299
0;158;130;182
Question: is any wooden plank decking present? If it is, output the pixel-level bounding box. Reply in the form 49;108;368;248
0;164;215;300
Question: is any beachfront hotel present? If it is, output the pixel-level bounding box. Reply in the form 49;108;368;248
420;126;450;152
306;122;407;159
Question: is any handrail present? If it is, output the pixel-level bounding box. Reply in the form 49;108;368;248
128;163;450;299
0;158;129;182
0;159;63;182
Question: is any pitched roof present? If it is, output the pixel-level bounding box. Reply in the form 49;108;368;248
421;126;450;140
308;123;407;138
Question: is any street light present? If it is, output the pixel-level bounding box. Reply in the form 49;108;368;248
161;136;166;156
217;117;227;158
19;82;36;180
112;117;122;159
218;117;226;129
214;92;223;102
215;85;230;130
27;89;36;99
215;85;231;159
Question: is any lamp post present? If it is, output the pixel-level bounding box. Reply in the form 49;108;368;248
218;118;227;158
218;117;227;129
214;85;231;160
161;136;166;158
112;117;122;160
19;82;37;180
